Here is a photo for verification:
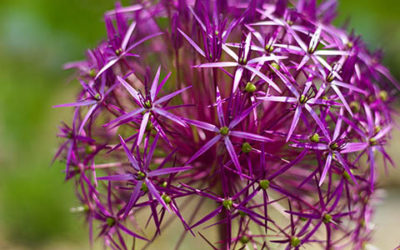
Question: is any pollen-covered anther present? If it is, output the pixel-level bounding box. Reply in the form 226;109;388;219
219;126;230;136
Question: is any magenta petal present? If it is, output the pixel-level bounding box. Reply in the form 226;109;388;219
123;180;143;217
178;28;205;57
97;174;133;181
319;153;332;186
224;137;242;175
104;107;145;128
154;86;192;105
341;142;368;154
184;118;219;132
53;100;97;108
244;65;282;93
117;76;142;103
190;206;223;229
150;66;161;101
153;108;187;127
286;105;302;142
148;166;192;177
119;135;140;171
145;179;170;212
187;135;221;164
230;131;272;142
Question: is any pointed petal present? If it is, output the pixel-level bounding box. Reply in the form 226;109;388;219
194;62;238;68
95;58;119;79
153;108;187;127
104;107;145;128
123;181;143;217
232;67;244;93
244;65;282;93
121;21;137;50
230;131;272;142
117;76;142;103
184;119;219;132
187;135;221;164
153;86;192;105
319;153;332;186
150;66;161;101
119;135;140;171
145;179;170;212
148;166;192;177
137;112;150;145
224;137;242;175
178;28;205;57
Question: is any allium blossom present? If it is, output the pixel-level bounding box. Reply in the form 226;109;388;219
55;1;398;249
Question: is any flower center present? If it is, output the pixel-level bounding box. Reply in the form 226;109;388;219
323;213;332;223
222;199;233;210
259;180;270;190
329;142;339;151
115;48;123;56
299;95;307;104
106;217;116;227
291;237;301;247
369;138;378;146
144;100;152;109
219;126;230;136
136;171;146;180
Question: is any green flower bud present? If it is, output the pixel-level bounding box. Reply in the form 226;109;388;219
259;180;270;190
310;133;320;143
291;237;301;247
241;142;252;153
245;82;257;93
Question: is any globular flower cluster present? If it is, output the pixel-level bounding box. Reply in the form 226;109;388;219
55;0;399;249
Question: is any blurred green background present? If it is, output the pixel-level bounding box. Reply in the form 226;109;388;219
0;0;399;249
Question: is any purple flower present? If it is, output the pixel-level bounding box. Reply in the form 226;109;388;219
55;1;398;249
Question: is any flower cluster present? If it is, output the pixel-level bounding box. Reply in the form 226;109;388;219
55;1;398;249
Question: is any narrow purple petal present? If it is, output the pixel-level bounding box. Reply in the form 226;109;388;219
230;131;272;142
148;166;192;177
187;135;221;164
224;137;242;175
119;135;140;171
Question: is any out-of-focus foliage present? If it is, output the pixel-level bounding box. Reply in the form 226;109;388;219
0;0;398;248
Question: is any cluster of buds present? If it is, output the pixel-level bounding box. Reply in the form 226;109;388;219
55;0;398;249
